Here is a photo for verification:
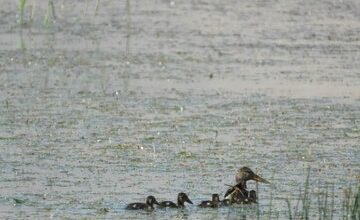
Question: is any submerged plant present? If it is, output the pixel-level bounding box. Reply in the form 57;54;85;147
44;0;56;26
18;0;26;26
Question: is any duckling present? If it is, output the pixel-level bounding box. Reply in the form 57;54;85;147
158;192;193;208
224;167;269;204
221;199;232;206
198;194;221;208
246;190;257;204
226;184;250;204
125;195;159;210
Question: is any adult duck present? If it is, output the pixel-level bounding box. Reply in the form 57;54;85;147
224;167;269;204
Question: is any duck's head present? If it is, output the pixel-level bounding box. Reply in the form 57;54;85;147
235;167;270;184
146;195;160;206
212;194;220;202
178;192;193;205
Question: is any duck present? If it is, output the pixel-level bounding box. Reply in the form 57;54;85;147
198;194;221;208
125;195;159;210
158;192;193;208
224;167;269;204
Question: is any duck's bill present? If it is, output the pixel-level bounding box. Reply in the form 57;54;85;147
252;174;270;183
186;197;193;204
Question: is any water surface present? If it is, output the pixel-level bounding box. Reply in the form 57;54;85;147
0;0;359;219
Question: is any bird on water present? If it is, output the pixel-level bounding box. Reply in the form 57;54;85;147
224;167;269;204
158;192;193;208
198;193;221;208
125;195;160;210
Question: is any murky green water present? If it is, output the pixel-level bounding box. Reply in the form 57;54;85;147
0;0;359;219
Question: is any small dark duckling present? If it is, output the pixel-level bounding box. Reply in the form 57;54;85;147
221;199;232;206
198;194;221;208
246;190;257;204
159;192;193;208
125;195;159;211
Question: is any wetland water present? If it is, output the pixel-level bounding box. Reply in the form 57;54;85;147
0;0;359;219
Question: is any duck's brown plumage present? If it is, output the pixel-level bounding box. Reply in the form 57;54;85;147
224;167;269;204
125;195;159;210
198;194;221;208
158;192;193;208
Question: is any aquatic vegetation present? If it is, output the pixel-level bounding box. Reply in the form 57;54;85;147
18;0;26;26
13;198;26;205
351;187;360;220
94;0;101;16
18;0;57;27
97;207;109;214
43;0;55;26
283;168;360;220
178;150;195;159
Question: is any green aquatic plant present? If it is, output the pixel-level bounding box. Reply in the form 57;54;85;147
352;186;360;220
268;170;275;220
13;198;26;205
342;185;360;220
178;150;195;159
94;0;100;16
29;0;36;24
97;207;109;214
256;182;261;220
284;168;359;220
143;136;155;142
284;168;312;219
316;185;335;220
286;198;292;220
18;0;26;26
300;167;311;220
44;0;56;26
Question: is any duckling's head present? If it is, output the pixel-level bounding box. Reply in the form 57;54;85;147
212;194;220;202
178;192;193;205
235;167;270;184
146;196;159;206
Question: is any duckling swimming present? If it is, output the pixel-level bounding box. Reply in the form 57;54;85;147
221;199;232;206
247;190;257;204
125;195;159;210
224;167;269;204
198;194;221;208
158;192;193;208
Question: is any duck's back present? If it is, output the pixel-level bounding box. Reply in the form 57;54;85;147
198;200;217;208
125;202;148;210
159;201;178;208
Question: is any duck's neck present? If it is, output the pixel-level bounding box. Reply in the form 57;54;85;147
177;199;184;208
237;179;248;189
147;203;155;209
